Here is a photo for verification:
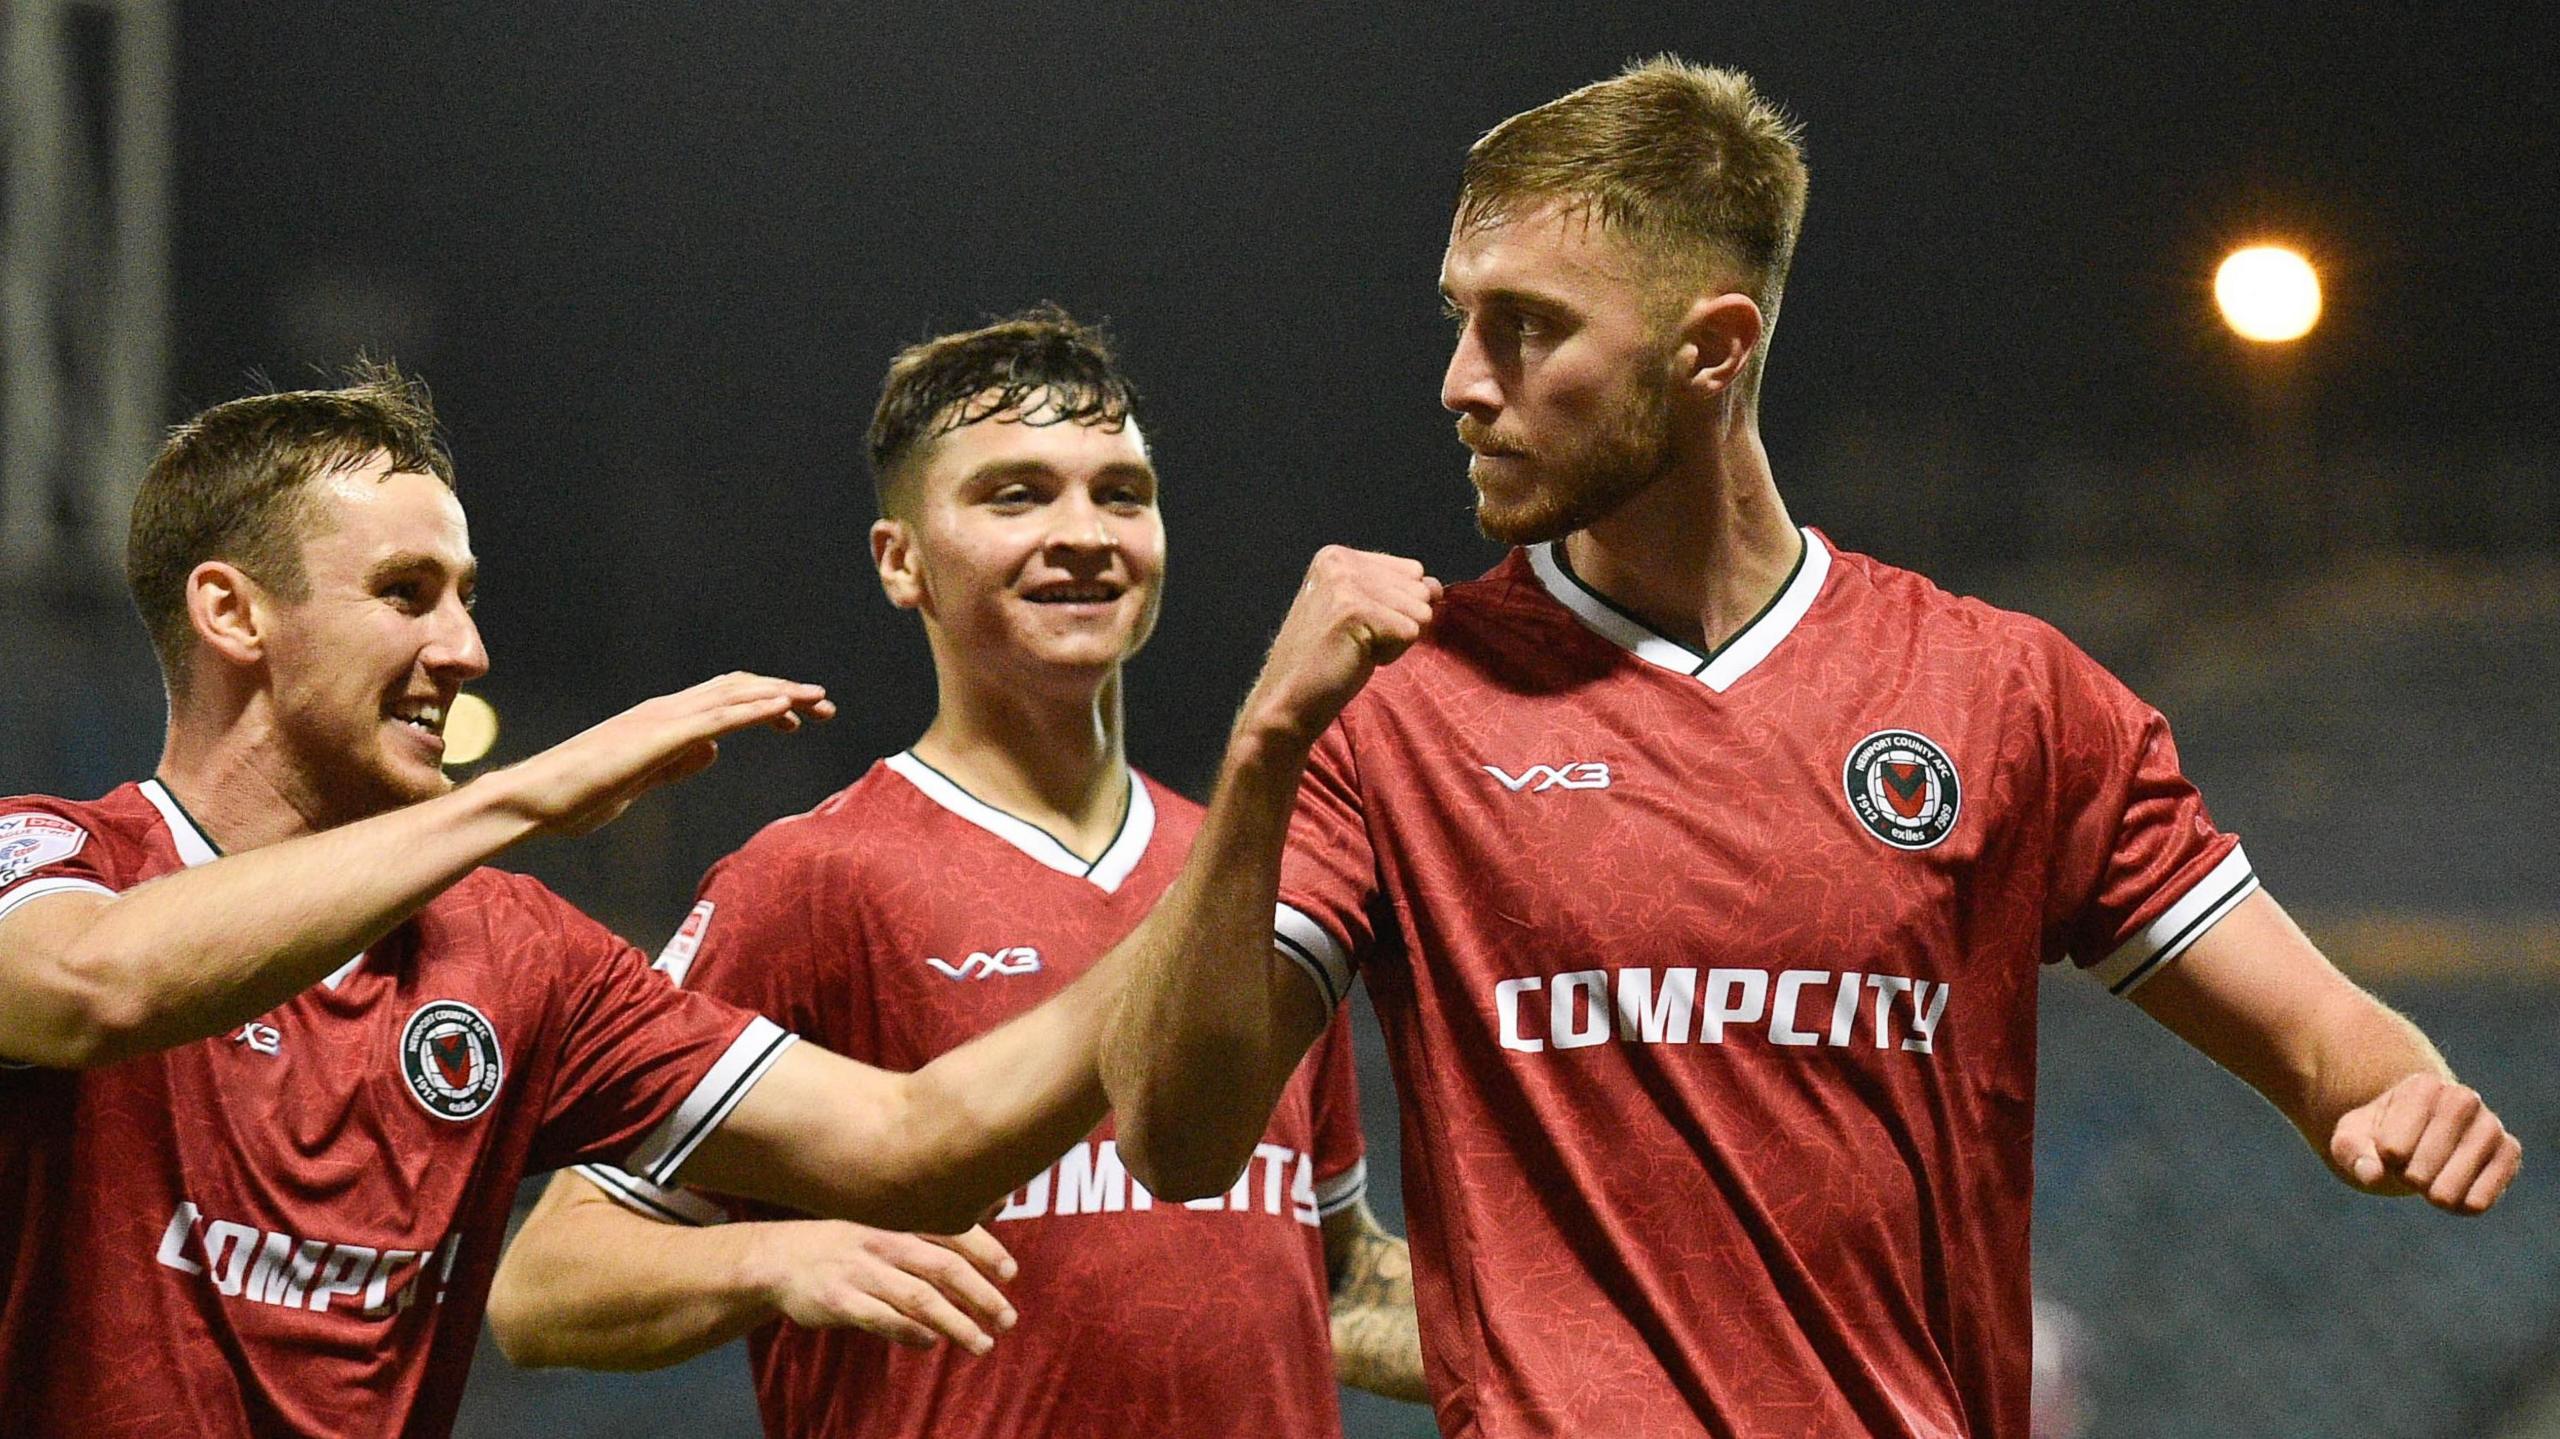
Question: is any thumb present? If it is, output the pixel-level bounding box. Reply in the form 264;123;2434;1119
2331;1107;2384;1186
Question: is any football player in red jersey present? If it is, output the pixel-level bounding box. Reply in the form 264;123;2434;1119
0;366;1181;1437
483;308;1427;1436
1099;59;2524;1439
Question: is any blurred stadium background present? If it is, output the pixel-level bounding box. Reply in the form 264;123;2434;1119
4;3;2553;1435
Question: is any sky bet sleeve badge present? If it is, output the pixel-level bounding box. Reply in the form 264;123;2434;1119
1844;730;1962;850
0;812;89;885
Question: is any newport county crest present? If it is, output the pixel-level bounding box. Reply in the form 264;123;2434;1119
399;1000;505;1121
1844;729;1961;850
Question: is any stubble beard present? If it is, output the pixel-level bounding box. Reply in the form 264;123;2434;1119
1466;368;1678;547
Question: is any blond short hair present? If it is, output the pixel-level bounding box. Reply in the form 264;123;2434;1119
1459;57;1809;397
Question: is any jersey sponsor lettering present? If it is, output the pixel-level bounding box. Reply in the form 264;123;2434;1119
0;811;88;882
924;945;1042;980
993;1139;1325;1226
1491;965;1951;1056
1481;761;1612;792
153;1201;461;1316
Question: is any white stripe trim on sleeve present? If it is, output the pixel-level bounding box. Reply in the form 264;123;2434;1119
0;876;116;922
1274;903;1356;1009
572;1163;729;1227
1313;1156;1369;1217
2088;845;2259;996
622;1016;799;1187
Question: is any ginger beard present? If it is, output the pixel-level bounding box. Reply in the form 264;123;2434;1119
1460;347;1679;546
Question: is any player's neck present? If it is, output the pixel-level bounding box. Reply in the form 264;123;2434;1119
1563;424;1798;656
911;668;1131;862
154;695;336;854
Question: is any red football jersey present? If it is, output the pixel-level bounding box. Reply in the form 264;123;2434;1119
581;753;1367;1439
0;781;795;1438
1274;532;2253;1439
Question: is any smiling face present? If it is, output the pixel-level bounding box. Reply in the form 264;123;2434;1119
874;394;1165;692
253;452;488;819
1440;200;1698;546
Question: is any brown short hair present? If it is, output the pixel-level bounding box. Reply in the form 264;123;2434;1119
128;360;454;687
1459;56;1809;399
867;304;1137;518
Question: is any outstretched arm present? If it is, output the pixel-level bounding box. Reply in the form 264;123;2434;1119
1323;1197;1428;1403
1102;547;1442;1200
486;1170;1015;1372
2131;889;2522;1212
680;941;1135;1234
0;673;831;1068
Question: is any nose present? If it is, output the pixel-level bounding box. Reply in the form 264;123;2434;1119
1043;489;1120;562
1441;320;1501;419
426;595;490;684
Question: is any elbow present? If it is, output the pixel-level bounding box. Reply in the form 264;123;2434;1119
12;952;157;1070
1118;1118;1251;1203
482;1280;610;1372
483;1292;549;1369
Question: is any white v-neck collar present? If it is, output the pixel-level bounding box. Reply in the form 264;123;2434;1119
1527;527;1831;693
883;751;1156;894
141;777;366;990
139;778;220;868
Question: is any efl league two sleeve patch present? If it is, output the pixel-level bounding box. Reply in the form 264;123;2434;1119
0;813;90;885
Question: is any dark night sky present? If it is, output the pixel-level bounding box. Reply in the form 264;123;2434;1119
163;2;2560;902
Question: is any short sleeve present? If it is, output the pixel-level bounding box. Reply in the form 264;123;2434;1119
2039;635;2256;996
0;805;120;921
574;842;851;1223
1273;718;1378;1009
527;886;796;1182
1303;1003;1369;1219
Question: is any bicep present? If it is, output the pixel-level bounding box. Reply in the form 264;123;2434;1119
502;1169;673;1277
2127;889;2364;1096
677;1041;910;1216
0;889;115;1064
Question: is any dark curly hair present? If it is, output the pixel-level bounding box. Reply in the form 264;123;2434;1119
867;303;1137;517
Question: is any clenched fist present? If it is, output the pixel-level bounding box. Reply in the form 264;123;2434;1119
2329;1072;2522;1214
1236;547;1442;750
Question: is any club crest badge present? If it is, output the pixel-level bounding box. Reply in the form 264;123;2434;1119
1844;729;1961;850
0;813;88;885
399;1000;504;1121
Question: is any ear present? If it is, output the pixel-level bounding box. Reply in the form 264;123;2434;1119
184;560;270;671
871;517;923;611
1670;292;1765;400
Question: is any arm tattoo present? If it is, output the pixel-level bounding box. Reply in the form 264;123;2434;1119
1326;1205;1428;1403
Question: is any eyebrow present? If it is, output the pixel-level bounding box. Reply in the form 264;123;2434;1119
1442;284;1575;315
364;552;478;587
963;459;1159;487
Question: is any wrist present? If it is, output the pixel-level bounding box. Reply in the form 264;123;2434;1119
731;1222;801;1311
1222;719;1317;782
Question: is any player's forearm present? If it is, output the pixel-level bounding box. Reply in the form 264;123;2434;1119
1103;732;1321;1200
1328;1224;1428;1403
489;1194;776;1372
29;775;545;1066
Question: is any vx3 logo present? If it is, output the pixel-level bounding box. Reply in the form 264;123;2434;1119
1482;762;1612;793
927;946;1044;980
